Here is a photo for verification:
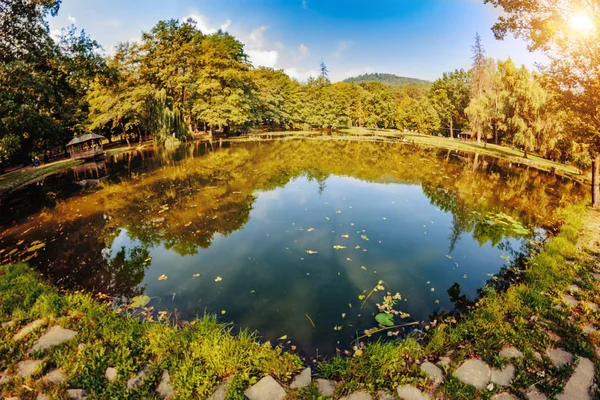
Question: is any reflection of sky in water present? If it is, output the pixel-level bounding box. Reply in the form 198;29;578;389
110;175;521;356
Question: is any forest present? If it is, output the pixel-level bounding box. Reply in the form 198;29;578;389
0;0;599;206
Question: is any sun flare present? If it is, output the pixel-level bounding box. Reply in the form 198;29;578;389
568;11;596;35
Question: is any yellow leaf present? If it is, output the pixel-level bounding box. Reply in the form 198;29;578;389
333;245;347;250
184;222;192;227
192;273;200;277
278;335;288;340
221;310;226;315
341;234;349;238
215;276;223;282
305;250;318;254
361;266;367;270
307;228;315;232
158;274;168;281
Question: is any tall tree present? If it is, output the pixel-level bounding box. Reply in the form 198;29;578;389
469;33;489;143
429;69;470;138
484;0;600;206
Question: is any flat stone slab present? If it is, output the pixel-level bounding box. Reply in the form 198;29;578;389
583;324;597;334
499;346;523;359
105;367;117;383
0;370;10;384
244;376;285;400
207;377;232;400
341;391;373;400
290;367;311;389
491;364;515;387
67;389;88;399
156;370;174;399
13;319;45;341
492;394;518;400
396;385;430;400
556;357;594;400
127;366;149;390
2;321;15;329
453;359;491;390
591;273;600;281
562;295;580;307
316;379;336;397
525;385;548;400
582;301;599;310
420;361;443;384
37;393;50;400
42;368;66;384
17;359;43;377
29;326;78;353
546;348;574;366
377;391;395;400
567;284;580;292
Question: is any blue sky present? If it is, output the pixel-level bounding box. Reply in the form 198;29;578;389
48;0;544;82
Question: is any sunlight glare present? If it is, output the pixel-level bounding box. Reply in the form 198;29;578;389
568;11;596;35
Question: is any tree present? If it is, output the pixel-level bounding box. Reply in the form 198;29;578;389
484;0;600;206
469;33;489;144
320;59;328;78
429;69;470;138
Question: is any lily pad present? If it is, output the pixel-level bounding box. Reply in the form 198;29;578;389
131;295;151;308
375;313;395;327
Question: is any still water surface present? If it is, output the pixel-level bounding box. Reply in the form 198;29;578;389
0;140;585;355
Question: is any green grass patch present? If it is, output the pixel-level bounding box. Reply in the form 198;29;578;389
0;159;84;194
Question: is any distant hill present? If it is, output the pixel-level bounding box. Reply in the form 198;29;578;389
342;73;431;86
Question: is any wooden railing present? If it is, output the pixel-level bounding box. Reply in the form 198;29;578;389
72;147;104;159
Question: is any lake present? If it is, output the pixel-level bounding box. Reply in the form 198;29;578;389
0;139;586;356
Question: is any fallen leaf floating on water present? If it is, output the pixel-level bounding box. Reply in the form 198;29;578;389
358;295;366;300
192;273;200;278
144;257;152;263
158;274;168;281
305;250;318;255
325;217;330;220
360;235;369;241
333;325;343;331
307;228;315;232
215;276;223;282
130;295;151;308
341;234;349;238
184;222;192;227
361;266;367;270
346;258;352;262
335;210;342;214
291;345;297;351
26;241;45;253
333;245;347;250
341;313;346;318
221;310;226;315
278;335;288;340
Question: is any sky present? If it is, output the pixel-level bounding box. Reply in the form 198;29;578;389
48;0;545;82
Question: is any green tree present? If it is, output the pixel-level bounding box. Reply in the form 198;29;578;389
429;69;470;138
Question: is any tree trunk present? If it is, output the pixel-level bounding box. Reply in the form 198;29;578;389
593;153;600;209
449;118;454;139
493;124;498;145
523;150;528;159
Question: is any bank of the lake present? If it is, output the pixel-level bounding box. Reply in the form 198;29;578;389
1;204;599;399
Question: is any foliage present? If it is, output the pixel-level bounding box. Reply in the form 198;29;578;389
343;73;431;87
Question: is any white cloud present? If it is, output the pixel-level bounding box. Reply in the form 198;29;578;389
67;14;76;24
284;67;319;82
293;43;310;60
247;25;268;49
220;19;232;31
247;49;279;68
332;40;354;57
184;12;231;34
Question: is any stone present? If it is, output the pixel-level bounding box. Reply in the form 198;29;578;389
396;385;430;400
582;301;599;310
290;367;311;389
491;394;518;400
546;348;574;366
533;352;543;362
562;294;579;307
556;357;594;400
453;359;491;390
42;368;66;384
491;365;515;387
545;330;561;342
567;284;580;292
2;321;15;329
377;390;395;400
66;389;88;399
207;377;232;400
591;273;600;281
29;326;78;353
16;359;43;378
420;361;443;384
583;324;597;334
437;356;451;366
127;366;149;390
156;370;174;399
525;385;548;400
13;319;45;341
316;379;336;397
37;393;50;400
499;346;523;359
244;376;286;400
341;391;373;400
0;370;10;384
105;367;117;383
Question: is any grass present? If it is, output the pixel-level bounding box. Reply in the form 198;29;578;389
0;264;301;399
0;159;84;194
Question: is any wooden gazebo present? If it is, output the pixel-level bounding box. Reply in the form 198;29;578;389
66;134;105;160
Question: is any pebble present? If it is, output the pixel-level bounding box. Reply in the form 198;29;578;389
16;359;43;378
29;326;78;353
13;319;45;341
491;364;514;387
499;346;523;359
491;394;518;400
546;348;574;367
341;391;373;400
66;389;88;399
567;284;580;292
420;361;443;384
525;385;548;400
583;324;597;334
453;359;491;390
105;367;117;383
316;379;337;397
562;294;579;307
207;377;232;400
437;356;451;366
396;385;430;400
377;390;395;400
244;376;286;400
41;368;66;384
591;272;600;281
156;370;174;399
290;367;311;389
556;357;594;400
